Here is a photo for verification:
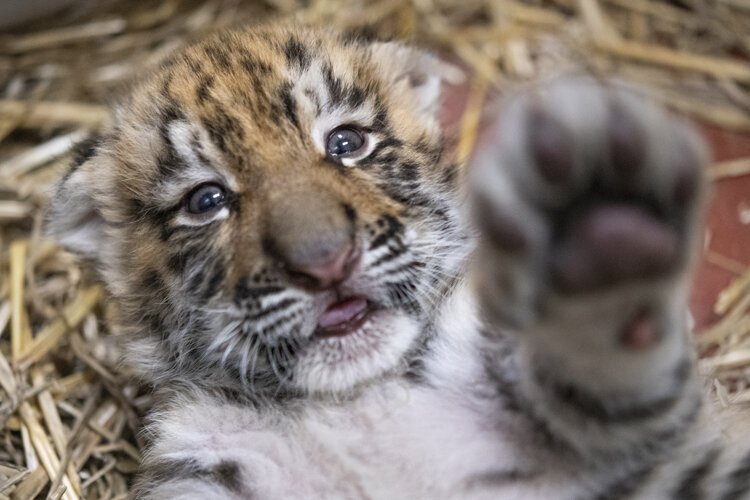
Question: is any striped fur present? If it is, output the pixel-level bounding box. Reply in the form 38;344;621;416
47;24;750;499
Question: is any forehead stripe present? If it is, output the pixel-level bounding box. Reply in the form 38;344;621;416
279;83;299;129
284;37;311;71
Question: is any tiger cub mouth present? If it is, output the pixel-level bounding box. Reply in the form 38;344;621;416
315;296;372;338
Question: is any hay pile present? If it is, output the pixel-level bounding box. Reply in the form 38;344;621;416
0;0;748;497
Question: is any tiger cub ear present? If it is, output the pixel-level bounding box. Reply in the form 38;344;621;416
46;143;112;261
369;42;465;122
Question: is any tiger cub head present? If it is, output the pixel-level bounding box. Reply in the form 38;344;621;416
48;25;469;398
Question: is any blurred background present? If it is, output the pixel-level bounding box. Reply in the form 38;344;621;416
0;1;748;498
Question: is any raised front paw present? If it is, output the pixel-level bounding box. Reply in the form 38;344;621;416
470;76;709;329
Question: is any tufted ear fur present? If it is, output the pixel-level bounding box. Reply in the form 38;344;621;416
46;145;112;261
369;42;464;123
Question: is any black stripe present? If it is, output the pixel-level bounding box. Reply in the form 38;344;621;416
202;104;245;154
538;359;690;424
316;64;369;110
640;394;702;458
586;464;653;500
376;260;423;282
140;267;168;295
137;458;244;495
204;44;232;70
381;184;432;208
373;106;389;129
402;321;442;385
279;82;299;128
259;310;303;338
373;150;400;169
466;469;537;489
240;56;272;78
182;54;204;76
166;250;188;274
234;283;284;301
196;75;215;103
64;135;100;176
396;161;420;182
187;265;208;293
342;203;357;224
386;280;421;312
359;136;402;166
270;335;305;369
548;378;682;423
142;310;167;336
155;104;187;180
719;448;750;500
202;260;226;298
346;83;367;108
247;297;298;322
370;214;403;250
482;349;574;453
322;63;345;104
341;26;380;44
210;460;243;493
440;163;458;187
673;446;721;500
125;195;175;238
283;37;311;70
368;245;406;270
135;457;195;491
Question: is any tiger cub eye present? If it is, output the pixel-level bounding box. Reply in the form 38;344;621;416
186;183;226;214
326;126;365;158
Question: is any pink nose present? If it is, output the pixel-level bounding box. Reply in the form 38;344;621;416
287;244;361;290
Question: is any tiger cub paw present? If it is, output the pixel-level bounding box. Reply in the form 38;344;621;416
470;77;708;331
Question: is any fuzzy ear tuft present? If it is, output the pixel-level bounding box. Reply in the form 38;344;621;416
46;149;110;260
369;42;464;122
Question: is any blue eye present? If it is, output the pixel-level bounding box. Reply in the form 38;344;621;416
186;183;226;214
326;126;365;158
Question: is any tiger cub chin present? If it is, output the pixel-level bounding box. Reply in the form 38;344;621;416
48;23;750;500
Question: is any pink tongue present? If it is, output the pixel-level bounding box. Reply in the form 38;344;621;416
318;298;368;329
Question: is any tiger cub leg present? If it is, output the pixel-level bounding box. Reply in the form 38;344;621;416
470;77;711;468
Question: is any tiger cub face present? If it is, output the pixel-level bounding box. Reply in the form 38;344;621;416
49;25;469;396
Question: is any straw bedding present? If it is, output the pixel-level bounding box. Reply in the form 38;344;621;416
0;1;748;498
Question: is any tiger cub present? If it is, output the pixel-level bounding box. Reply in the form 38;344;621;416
48;24;750;499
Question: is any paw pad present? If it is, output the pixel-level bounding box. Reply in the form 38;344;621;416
528;108;574;185
620;309;661;350
551;204;679;292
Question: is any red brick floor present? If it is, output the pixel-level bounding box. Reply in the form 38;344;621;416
692;125;750;330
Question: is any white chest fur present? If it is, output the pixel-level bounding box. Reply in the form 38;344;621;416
145;287;574;499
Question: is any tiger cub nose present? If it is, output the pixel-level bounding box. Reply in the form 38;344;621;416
264;187;360;291
286;243;361;291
